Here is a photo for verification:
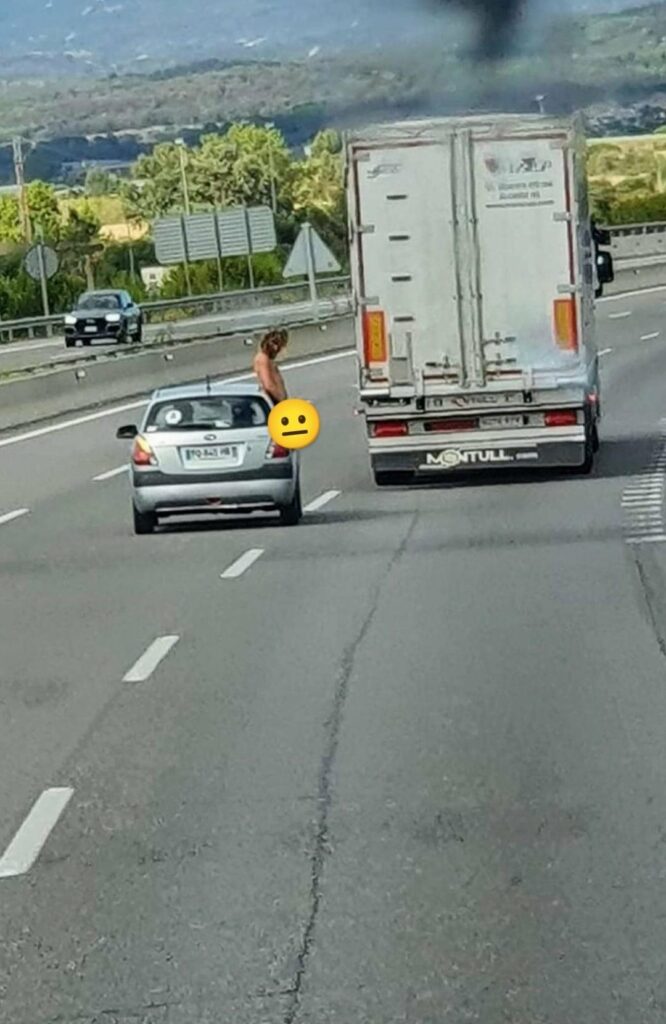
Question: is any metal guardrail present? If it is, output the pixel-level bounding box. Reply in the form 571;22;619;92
0;276;351;344
2;219;666;343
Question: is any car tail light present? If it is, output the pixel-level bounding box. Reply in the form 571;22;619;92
371;420;408;438
545;409;578;427
266;441;290;459
362;310;388;365
131;436;157;466
425;417;478;432
553;298;578;352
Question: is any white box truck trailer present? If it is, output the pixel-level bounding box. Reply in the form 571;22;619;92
345;114;614;484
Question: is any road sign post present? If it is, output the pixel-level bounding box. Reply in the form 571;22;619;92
24;239;59;319
283;222;341;321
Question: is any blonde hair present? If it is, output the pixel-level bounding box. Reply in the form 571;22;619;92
260;327;288;357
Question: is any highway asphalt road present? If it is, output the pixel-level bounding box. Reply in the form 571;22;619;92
2;287;666;1023
0;298;347;375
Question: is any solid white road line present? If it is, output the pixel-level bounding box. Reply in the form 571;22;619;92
123;635;179;683
221;548;264;579
0;350;356;452
93;465;128;482
0;787;74;879
641;332;661;341
608;311;631;320
303;489;341;514
599;285;666;302
0;508;29;527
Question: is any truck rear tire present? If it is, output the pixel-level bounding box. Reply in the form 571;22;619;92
572;430;595;476
373;470;414;487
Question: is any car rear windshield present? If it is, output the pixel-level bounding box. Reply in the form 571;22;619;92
78;293;121;310
145;396;270;431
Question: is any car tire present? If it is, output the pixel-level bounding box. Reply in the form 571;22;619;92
592;423;600;453
118;327;129;344
280;482;302;526
133;504;157;535
373;469;414;487
134;321;143;344
65;339;75;348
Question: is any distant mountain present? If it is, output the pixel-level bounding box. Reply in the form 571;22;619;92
0;0;655;77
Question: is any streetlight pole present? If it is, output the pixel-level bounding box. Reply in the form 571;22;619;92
175;138;191;215
265;122;277;214
175;138;192;295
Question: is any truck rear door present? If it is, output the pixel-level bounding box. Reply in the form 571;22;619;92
350;139;465;391
469;130;578;379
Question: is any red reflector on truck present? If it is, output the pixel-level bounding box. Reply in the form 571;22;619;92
553;298;578;352
545;409;578;427
371;421;408;438
363;310;388;365
425;417;478;432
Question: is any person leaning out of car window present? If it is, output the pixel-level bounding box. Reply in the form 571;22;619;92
253;328;288;406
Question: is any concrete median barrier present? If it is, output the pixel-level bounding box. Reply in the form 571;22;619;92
605;258;666;296
0;316;354;434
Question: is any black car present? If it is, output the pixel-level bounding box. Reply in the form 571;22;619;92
63;289;143;347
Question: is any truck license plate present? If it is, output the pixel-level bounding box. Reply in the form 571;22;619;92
481;415;525;429
426;394;517;411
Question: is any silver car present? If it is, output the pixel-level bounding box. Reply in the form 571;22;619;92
116;382;302;534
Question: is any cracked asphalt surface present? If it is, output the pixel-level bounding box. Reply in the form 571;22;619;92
3;290;666;1022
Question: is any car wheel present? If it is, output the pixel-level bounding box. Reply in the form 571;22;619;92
134;321;143;344
592;423;600;453
133;504;157;535
65;338;75;348
280;481;302;526
373;470;414;487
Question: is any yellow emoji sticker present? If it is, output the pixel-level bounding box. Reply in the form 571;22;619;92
268;398;321;450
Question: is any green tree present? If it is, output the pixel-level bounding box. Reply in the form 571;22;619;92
192;124;291;209
288;132;347;259
123;142;186;219
84;167;116;197
0;195;21;244
25;181;62;242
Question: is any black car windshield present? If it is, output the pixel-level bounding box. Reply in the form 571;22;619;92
77;293;121;310
145;396;269;431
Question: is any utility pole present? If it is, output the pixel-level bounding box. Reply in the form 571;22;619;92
12;137;32;244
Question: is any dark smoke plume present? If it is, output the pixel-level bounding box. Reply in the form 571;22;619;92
428;0;529;60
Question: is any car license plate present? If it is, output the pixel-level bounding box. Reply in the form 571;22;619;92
482;415;525;429
84;325;98;333
182;445;237;466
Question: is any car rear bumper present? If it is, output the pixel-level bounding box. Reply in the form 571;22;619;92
370;429;588;475
132;476;296;515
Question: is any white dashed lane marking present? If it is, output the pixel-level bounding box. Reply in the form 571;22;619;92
641;332;660;342
122;635;180;683
0;787;74;879
0;508;29;527
93;465;128;482
608;311;632;320
303;490;341;514
221;548;265;579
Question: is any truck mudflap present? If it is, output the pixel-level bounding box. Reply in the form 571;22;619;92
372;438;587;474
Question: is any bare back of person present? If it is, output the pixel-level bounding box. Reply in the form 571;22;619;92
253;329;289;405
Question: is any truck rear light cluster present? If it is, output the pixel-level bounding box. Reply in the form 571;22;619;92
544;409;578;427
425;417;479;432
371;420;408;438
